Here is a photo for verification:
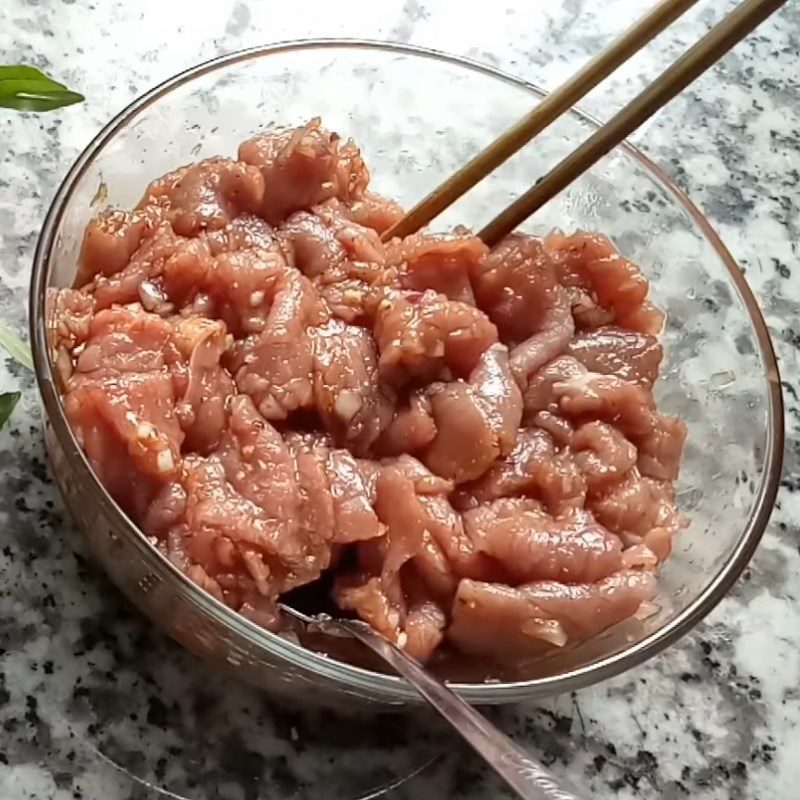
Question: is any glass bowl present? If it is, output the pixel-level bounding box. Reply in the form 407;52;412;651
30;40;783;708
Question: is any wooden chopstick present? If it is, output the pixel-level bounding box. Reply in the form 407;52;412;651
381;0;701;242
479;0;788;246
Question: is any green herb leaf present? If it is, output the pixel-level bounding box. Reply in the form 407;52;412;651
0;65;84;112
0;65;67;87
0;321;34;371
0;392;21;431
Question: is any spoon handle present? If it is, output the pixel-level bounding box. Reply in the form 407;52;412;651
337;619;585;800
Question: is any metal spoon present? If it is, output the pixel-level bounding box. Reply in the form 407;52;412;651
280;604;585;800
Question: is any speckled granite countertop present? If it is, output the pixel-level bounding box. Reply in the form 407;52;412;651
1;1;798;798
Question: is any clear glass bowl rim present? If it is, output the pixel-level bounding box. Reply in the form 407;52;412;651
29;39;785;703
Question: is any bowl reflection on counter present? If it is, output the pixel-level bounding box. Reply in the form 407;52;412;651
31;40;783;708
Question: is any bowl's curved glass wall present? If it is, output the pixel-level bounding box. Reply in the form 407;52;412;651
33;43;782;705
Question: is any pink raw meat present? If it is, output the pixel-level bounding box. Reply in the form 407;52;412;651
58;118;686;668
239;118;369;225
393;231;487;305
449;571;656;660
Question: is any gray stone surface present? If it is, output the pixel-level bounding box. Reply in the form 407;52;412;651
0;1;797;798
